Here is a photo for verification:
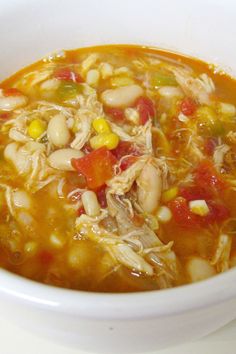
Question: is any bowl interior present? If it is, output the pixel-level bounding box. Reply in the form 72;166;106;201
0;0;236;315
0;0;236;79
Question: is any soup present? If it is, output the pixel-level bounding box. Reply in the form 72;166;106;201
0;45;235;292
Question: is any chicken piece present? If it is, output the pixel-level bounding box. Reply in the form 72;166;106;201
110;120;152;153
211;234;232;272
107;156;148;195
4;141;57;192
213;144;230;172
71;94;103;149
226;131;236;144
171;68;215;105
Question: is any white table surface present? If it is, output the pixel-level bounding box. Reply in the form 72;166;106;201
1;316;235;354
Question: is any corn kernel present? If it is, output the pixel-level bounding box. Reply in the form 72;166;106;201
90;132;119;150
92;118;111;134
28;119;46;139
157;206;172;223
162;187;178;203
189;200;209;216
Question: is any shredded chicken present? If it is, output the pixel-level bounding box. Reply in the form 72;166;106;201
213;144;230;172
107;156;149;195
226;131;236;144
106;194;179;287
4;141;58;192
70;94;103;149
211;234;232;272
170;68;215;105
110;120;152;153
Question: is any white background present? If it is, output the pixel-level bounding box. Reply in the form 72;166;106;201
1;317;235;354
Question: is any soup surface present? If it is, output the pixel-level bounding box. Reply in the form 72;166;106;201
0;45;236;292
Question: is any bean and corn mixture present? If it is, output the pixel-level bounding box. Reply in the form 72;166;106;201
0;45;236;292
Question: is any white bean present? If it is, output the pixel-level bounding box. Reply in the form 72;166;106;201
81;191;100;217
47;113;70;147
12;189;32;209
86;69;100;86
0;95;28;111
40;78;60;91
137;162;162;213
48;148;84;171
101;84;143;108
4;142;18;162
187;257;216;283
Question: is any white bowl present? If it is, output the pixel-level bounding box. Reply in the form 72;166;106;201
0;0;236;353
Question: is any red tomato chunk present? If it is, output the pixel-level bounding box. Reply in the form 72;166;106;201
168;197;198;227
180;185;213;201
113;141;140;160
54;68;83;83
96;186;107;208
4;88;23;96
180;97;197;116
135;96;155;125
38;250;54;265
72;147;117;189
104;107;125;122
194;160;226;192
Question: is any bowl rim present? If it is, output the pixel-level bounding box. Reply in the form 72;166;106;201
0;267;235;320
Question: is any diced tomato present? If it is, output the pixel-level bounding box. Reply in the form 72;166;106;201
120;156;138;171
4;88;23;96
38;250;53;265
180;185;213;201
203;201;230;224
104;107;125;122
96;186;107;208
112;141;140;170
194;160;226;192
71;147;117;189
180;97;197;116
204;138;217;156
0;112;11;120
168;197;198;227
112;141;140;160
135;96;155;125
77;206;85;216
169;195;230;228
54;68;83;83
